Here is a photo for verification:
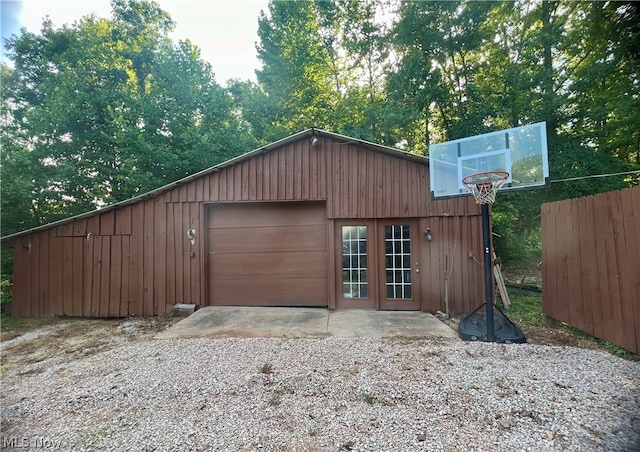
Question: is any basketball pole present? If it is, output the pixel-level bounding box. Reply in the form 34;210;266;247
481;203;496;342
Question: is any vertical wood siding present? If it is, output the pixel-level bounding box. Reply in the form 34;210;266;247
419;215;485;315
8;136;483;317
542;185;640;354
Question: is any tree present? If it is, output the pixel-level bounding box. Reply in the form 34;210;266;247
250;0;404;145
563;1;640;168
254;0;340;141
336;0;395;144
388;1;494;151
1;0;251;235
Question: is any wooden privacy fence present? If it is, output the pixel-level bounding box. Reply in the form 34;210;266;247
541;185;640;354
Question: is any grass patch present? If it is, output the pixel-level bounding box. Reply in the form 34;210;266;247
504;295;546;327
0;315;63;340
362;393;377;405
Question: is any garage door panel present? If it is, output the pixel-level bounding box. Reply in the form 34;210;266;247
209;251;326;277
209;203;325;228
209;224;326;253
207;202;328;307
210;277;327;306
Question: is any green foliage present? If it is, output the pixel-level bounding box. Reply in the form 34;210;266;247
362;393;377;405
505;295;546;328
0;274;11;313
491;200;522;261
1;248;12;313
1;0;251;236
254;0;340;139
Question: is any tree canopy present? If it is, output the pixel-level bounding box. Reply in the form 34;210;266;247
1;0;253;235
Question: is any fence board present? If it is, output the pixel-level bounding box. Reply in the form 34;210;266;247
595;193;621;342
542;202;559;321
567;198;583;327
576;196;596;336
622;187;640;352
615;190;638;352
542;186;640;354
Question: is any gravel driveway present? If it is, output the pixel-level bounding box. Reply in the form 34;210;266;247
1;319;639;451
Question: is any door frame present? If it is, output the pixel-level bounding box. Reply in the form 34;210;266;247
378;219;421;311
334;220;378;309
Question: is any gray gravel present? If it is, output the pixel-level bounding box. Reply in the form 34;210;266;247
1;335;639;451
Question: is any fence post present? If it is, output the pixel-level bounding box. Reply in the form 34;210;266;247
545;315;557;329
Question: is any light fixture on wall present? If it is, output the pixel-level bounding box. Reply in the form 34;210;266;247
187;228;196;246
310;136;318;146
425;228;433;241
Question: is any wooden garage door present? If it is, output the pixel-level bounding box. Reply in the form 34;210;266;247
207;203;328;307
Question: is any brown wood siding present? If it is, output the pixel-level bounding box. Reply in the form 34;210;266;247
206;203;328;307
320;139;479;219
48;231;63;316
542;186;640;354
419;215;484;315
7;135;483;317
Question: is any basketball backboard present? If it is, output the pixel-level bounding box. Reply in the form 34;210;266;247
429;122;549;199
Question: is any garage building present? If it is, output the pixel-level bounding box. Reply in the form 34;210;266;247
1;129;485;317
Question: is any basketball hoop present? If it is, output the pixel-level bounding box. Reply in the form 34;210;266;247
462;170;509;205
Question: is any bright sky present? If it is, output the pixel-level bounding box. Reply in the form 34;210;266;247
1;0;270;84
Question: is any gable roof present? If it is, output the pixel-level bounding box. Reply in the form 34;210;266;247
1;128;428;243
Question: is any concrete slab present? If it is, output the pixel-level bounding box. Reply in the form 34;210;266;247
327;310;458;338
156;306;459;340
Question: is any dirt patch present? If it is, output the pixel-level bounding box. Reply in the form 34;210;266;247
500;259;543;290
518;324;601;349
0;316;180;376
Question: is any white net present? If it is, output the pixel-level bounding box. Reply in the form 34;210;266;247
462;171;509;205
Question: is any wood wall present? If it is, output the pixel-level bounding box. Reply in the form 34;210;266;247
419;215;485;315
542;185;640;354
7;136;484;317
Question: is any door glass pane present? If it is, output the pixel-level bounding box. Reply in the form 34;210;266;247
387;285;395;298
384;224;412;299
342;226;368;299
